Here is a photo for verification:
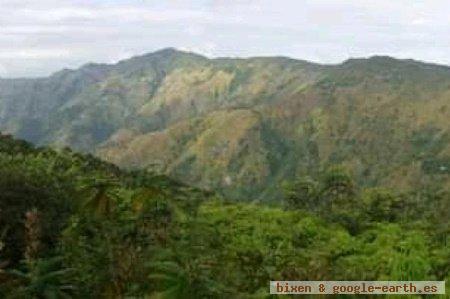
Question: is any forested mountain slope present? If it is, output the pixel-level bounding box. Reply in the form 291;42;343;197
1;49;449;199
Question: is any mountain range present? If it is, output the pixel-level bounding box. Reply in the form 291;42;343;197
0;48;449;200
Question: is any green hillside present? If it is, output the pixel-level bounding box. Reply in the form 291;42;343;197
1;49;449;200
0;133;448;298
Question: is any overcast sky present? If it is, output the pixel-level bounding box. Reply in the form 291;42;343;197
0;0;449;77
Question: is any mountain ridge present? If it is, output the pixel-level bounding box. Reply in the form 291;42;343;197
0;48;449;199
5;48;450;81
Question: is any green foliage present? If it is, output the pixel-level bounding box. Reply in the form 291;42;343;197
149;250;227;299
282;176;318;210
361;188;406;223
0;133;448;298
351;224;433;281
4;257;75;299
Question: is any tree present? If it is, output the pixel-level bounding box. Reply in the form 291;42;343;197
78;177;120;218
319;166;360;233
361;188;404;223
321;166;356;202
6;257;75;299
0;160;73;266
282;176;319;211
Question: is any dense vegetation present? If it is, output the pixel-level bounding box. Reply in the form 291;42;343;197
0;133;448;298
1;49;449;200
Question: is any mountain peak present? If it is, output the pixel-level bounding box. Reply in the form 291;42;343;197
115;47;205;64
141;47;207;60
152;47;182;55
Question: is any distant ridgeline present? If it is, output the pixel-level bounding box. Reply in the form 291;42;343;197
0;48;449;200
0;131;190;197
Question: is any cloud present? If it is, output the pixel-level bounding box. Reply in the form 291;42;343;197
180;42;218;57
0;63;7;77
0;25;71;35
0;49;73;59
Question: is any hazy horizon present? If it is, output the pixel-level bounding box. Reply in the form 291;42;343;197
1;0;449;78
3;47;450;80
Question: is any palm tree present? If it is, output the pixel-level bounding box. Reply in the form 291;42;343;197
7;257;75;299
78;177;121;218
148;251;224;299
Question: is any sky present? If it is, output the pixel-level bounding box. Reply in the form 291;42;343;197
0;0;449;77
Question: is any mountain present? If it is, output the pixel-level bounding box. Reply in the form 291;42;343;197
0;48;449;199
